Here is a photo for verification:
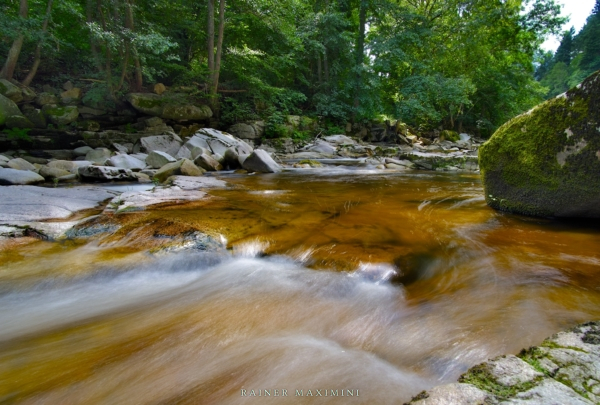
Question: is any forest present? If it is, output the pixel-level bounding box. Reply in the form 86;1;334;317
1;0;596;137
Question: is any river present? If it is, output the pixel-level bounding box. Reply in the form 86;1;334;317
1;170;599;404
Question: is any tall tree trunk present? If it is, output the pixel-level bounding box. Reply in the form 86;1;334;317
125;0;142;91
324;48;329;82
22;0;54;87
0;0;28;80
86;0;103;73
210;0;225;112
317;52;322;84
97;0;115;99
352;0;367;123
207;0;215;76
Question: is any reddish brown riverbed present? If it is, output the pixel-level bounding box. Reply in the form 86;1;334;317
1;170;599;404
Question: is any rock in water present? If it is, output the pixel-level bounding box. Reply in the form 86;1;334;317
479;70;600;218
242;150;281;173
0;168;44;185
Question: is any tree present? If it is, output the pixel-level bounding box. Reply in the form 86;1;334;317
1;0;28;80
554;27;574;65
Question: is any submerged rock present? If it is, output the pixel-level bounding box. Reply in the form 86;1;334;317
479;70;600;218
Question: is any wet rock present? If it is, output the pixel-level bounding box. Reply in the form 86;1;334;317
78;165;137;182
242;149;281;173
479;70;600;218
0;168;44;185
104;186;207;213
108;154;146;171
194;153;222;171
85;148;112;164
168;175;227;190
146;150;176;169
0;94;23;126
7;158;36;171
0;79;23;102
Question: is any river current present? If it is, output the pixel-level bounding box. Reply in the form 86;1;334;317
1;170;599;404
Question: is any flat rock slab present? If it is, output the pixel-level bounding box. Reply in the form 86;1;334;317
0;168;44;185
104;186;207;213
169;176;228;190
0;185;119;222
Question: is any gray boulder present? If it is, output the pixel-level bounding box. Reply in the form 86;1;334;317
0;79;23;103
193;153;222;171
47;160;77;172
0;168;44;185
242;149;281;173
108;154;146;171
146;150;177;169
153;159;204;183
193;128;254;157
0;94;23;126
39;166;72;180
74;146;93;157
323;135;356;145
228;121;265;140
304;139;337;155
78;165;137;181
7;158;36;171
135;135;182;157
85;148;112;164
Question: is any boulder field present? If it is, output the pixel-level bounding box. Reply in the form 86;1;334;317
479;70;600;218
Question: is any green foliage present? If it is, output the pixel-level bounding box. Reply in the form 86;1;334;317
2;127;32;142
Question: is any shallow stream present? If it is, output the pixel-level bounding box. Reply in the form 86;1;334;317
1;170;600;404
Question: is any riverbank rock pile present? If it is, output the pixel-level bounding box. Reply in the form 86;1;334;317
0;127;284;185
479;70;600;218
406;321;600;405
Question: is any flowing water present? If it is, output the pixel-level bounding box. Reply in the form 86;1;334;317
1;170;600;404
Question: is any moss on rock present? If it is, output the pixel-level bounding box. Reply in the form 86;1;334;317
479;70;600;218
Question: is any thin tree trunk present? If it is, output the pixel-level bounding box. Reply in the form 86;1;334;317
207;0;215;75
317;52;322;84
86;0;103;73
352;0;367;123
22;0;54;86
125;0;142;91
210;0;225;112
0;0;28;80
324;48;329;82
97;0;115;99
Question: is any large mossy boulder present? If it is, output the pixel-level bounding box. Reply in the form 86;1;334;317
42;105;79;125
479;70;600;218
0;94;23;126
126;93;213;122
0;79;23;103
